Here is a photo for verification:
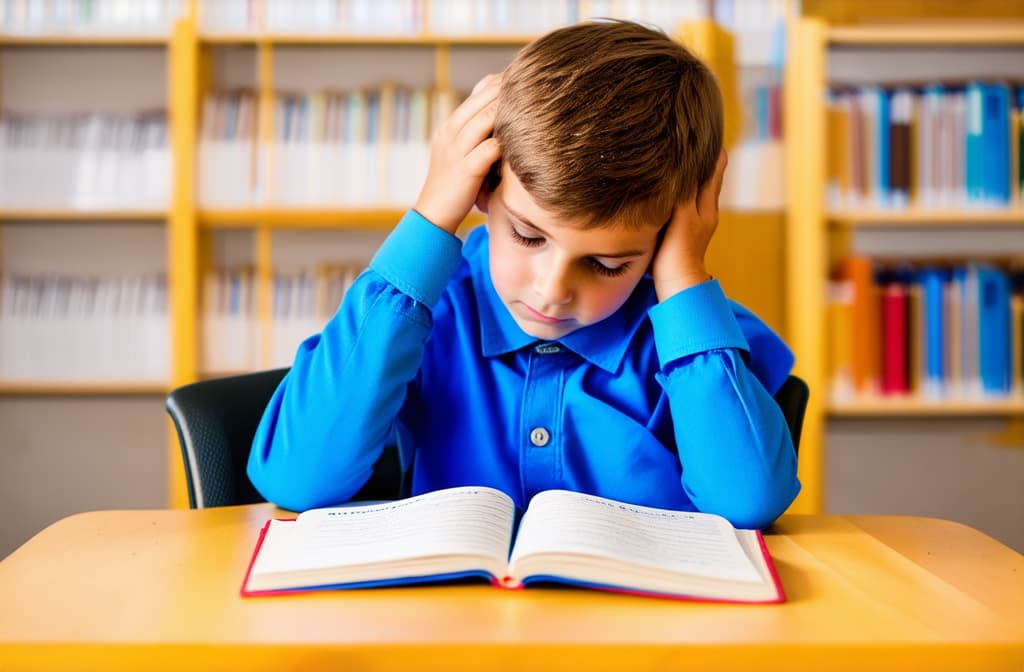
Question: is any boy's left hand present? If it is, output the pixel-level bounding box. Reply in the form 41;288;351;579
651;149;728;302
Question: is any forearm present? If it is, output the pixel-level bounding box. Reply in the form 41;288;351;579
651;281;800;529
247;212;462;511
658;351;799;529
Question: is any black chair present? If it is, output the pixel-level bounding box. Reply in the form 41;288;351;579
166;370;809;508
165;368;401;508
773;374;809;455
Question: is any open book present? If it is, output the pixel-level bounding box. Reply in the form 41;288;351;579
242;486;784;602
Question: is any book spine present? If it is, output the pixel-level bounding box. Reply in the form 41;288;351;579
880;276;909;395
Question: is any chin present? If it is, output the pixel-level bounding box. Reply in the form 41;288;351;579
514;317;581;340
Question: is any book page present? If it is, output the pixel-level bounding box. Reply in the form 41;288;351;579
509;490;762;584
251;486;515;576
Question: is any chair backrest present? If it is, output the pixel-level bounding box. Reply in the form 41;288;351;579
166;368;401;508
773;374;810;454
166;369;809;508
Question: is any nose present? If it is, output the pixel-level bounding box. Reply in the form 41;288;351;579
533;258;573;306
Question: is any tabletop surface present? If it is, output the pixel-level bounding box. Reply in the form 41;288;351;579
1;504;1022;670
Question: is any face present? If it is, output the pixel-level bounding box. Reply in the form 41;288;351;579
480;167;662;340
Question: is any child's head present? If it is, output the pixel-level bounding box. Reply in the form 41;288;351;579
480;19;723;341
492;18;723;230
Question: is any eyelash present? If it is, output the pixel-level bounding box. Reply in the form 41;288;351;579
508;226;630;278
587;258;630;278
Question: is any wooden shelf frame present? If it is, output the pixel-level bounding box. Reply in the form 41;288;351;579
197;209;487;229
0;381;169;396
785;16;1024;515
828;209;1024;227
829;397;1024;417
197;33;536;46
0;34;169;46
827;23;1024;46
0;209;169;221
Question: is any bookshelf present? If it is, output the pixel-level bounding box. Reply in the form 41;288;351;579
0;0;183;559
784;18;1024;514
0;0;790;516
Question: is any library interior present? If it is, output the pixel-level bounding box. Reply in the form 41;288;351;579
1;1;1023;669
0;0;1022;561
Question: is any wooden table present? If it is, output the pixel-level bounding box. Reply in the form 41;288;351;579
1;505;1022;670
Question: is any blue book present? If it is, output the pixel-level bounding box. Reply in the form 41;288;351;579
918;268;949;398
980;83;1011;206
755;86;770;140
965;81;985;206
976;264;1012;395
876;88;890;207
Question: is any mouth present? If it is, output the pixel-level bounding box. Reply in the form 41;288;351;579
520;302;572;325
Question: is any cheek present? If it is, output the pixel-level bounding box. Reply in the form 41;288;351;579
582;280;636;319
488;237;528;298
578;264;649;322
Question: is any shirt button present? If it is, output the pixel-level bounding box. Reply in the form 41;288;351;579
529;427;550;447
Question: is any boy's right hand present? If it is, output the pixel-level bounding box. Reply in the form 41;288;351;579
413;74;502;235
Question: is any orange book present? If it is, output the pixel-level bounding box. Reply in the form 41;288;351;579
840;256;880;395
827;277;854;400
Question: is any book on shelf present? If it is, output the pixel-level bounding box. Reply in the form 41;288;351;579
826;82;1024;211
242;486;785;603
829;257;1024;402
880;273;910;394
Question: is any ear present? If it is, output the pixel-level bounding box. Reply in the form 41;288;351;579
476;158;501;214
474;185;491;214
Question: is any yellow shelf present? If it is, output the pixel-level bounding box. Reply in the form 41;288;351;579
198;208;486;229
0;34;168;46
0;381;169;396
199;369;257;380
198;32;534;46
828;208;1024;226
0;209;168;221
787;15;1024;513
829;396;1024;417
827;23;1024;45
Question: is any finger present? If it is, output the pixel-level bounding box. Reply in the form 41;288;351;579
465;136;502;177
696;149;728;215
454;98;498;156
676;195;699;227
659;197;696;250
472;72;501;95
444;75;501;138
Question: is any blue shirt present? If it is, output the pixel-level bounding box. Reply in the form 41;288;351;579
248;211;800;529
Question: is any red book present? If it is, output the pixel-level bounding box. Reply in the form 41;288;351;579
881;282;910;394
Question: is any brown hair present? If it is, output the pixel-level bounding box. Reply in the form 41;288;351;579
493;19;723;229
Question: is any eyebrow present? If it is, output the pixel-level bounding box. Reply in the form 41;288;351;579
502;199;647;259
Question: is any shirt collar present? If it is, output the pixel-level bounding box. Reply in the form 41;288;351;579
470;231;652;374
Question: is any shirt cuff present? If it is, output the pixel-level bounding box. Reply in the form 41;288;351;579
648;279;749;366
369;210;464;309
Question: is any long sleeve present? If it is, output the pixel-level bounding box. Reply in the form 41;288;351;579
247;211;463;511
648;280;800;530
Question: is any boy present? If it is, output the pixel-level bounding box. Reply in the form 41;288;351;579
248;19;800;530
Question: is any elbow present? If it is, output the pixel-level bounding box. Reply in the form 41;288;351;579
247;457;372;512
685;458;802;530
710;478;801;530
247;431;373;512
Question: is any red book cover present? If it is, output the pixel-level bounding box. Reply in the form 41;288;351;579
881;282;910;394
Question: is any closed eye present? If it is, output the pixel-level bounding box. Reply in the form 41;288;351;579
509;225;544;247
585;258;630;277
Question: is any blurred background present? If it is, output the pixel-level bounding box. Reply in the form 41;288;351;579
0;0;1022;557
